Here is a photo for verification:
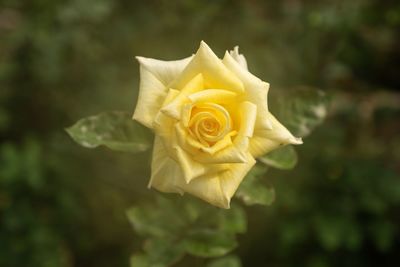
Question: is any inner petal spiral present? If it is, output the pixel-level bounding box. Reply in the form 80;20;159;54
188;103;231;147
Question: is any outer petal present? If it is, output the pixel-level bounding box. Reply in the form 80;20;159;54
223;51;272;130
136;56;193;86
153;89;180;158
229;46;248;70
250;112;303;158
149;138;256;209
133;56;193;128
218;153;256;207
170;41;244;93
174;146;229;184
148;137;185;194
177;172;228;209
148;137;232;209
179;153;256;209
153;88;180;140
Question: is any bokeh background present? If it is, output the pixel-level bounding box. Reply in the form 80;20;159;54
1;0;399;266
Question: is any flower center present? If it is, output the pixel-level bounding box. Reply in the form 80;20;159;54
188;103;231;146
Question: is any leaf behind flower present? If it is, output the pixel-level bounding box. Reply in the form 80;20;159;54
66;111;152;153
236;165;275;206
259;145;298;170
127;196;246;263
270;87;329;137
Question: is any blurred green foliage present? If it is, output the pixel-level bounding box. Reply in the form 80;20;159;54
236;165;275;206
1;0;399;266
127;196;246;267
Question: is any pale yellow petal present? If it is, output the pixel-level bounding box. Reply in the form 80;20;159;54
175;122;204;155
136;55;193;86
170;41;244;93
153;89;180;139
148;137;185;194
229;46;248;70
200;131;237;155
192;101;256;164
133;56;193;128
176;172;229;209
250;112;303;158
175;122;237;156
219;153;256;207
187;89;237;104
149;138;231;209
222;51;272;130
179;153;256;209
237;101;257;137
132;66;168;128
161;73;204;119
149;137;257;209
174;146;229;184
193;135;249;164
152;89;180;158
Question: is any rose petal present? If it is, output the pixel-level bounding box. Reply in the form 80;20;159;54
148;137;185;194
250;112;303;158
223;51;272;130
187;89;237;105
136;56;193;86
133;56;192;128
132;66;167;128
177;173;228;209
153;89;180;157
238;101;257;137
192;101;256;164
200;131;237;154
179;152;256;209
193;135;249;164
149;138;229;209
174;146;229;184
170;41;244;93
218;153;256;207
175;122;204;153
161;73;204;119
153;89;180;138
229;46;248;70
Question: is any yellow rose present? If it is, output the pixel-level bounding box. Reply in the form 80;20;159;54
133;41;302;208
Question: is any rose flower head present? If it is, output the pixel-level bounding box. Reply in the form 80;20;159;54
133;41;302;208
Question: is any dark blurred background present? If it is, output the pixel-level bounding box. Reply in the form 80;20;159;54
1;0;399;266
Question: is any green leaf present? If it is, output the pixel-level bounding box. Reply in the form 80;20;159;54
259;145;298;170
184;229;237;258
143;239;185;267
236;165;275;206
206;255;242;267
218;204;247;234
126;203;186;238
270;87;328;137
127;196;246;263
66;111;152;153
